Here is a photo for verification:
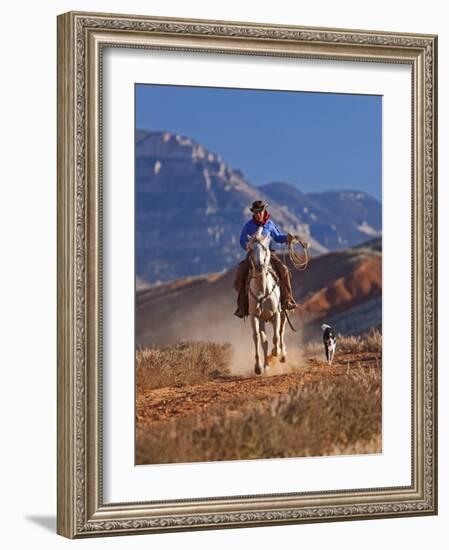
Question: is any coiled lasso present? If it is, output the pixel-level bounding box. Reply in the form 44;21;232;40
284;236;311;271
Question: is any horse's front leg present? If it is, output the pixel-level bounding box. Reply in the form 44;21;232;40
279;312;287;363
259;320;269;371
271;312;281;358
250;315;263;375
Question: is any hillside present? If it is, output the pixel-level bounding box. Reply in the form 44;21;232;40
136;130;323;283
136;240;382;347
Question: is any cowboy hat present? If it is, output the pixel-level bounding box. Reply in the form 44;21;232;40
249;200;268;213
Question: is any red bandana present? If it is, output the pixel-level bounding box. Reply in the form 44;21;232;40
253;210;270;226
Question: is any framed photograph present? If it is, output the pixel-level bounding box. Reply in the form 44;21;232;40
57;11;438;538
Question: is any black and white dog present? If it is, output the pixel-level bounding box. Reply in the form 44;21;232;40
321;324;337;365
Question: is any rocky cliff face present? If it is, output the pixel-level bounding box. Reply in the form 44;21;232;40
136;130;381;284
136;130;319;283
260;182;381;250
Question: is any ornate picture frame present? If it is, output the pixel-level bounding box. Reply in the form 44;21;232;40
57;11;437;538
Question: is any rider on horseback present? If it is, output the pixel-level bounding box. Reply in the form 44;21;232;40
234;200;308;318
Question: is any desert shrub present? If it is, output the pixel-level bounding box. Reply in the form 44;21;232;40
337;328;382;353
136;341;232;391
303;328;382;355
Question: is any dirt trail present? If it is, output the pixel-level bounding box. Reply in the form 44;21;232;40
136;351;380;430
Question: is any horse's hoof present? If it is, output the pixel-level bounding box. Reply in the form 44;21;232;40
255;365;262;375
271;348;278;357
280;356;287;363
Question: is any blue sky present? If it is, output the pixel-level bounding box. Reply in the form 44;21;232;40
136;84;382;201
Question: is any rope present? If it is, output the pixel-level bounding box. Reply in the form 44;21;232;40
284;309;297;332
283;237;311;272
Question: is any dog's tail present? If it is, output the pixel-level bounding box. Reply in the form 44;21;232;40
321;323;331;331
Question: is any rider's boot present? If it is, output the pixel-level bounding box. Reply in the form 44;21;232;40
280;285;297;311
271;253;297;311
234;288;248;318
282;298;298;310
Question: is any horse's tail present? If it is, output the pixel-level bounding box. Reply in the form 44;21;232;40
284;310;297;332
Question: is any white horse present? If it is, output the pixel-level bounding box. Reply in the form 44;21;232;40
246;228;287;375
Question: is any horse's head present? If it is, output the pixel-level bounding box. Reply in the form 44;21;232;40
247;228;271;272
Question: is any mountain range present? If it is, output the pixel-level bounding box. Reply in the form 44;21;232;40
260;182;381;250
136;129;381;284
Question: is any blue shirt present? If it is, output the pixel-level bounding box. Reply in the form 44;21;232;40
239;218;288;251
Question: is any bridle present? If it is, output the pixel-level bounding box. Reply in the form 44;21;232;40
249;236;269;270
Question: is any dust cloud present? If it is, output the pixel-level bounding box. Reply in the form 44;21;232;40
152;301;308;376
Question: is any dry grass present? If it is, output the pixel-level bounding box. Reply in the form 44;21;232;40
303;328;382;355
136;363;382;464
136;341;232;391
337;328;382;353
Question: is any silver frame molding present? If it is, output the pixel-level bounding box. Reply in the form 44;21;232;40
57;11;438;539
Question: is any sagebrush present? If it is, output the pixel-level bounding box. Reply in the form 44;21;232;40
136;341;232;391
